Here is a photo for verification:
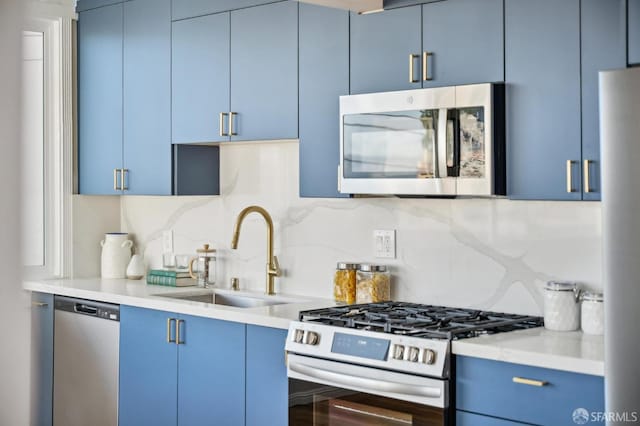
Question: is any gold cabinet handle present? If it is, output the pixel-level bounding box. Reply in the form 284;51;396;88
423;51;433;81
513;376;548;387
583;159;592;193
121;169;129;191
409;54;420;83
167;318;176;343
176;319;184;345
566;160;575;193
32;302;49;307
113;169;119;191
229;112;237;136
219;112;229;137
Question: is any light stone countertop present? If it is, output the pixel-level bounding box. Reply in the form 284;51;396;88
24;278;604;376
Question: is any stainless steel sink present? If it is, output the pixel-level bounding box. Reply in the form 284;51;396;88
157;291;289;308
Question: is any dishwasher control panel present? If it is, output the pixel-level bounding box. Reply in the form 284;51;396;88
54;296;120;322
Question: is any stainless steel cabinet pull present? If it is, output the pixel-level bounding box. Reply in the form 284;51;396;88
513;376;548;387
167;318;176;343
423;51;433;81
566;160;575;193
32;302;49;307
229;112;237;136
176;319;184;344
409;54;420;83
120;169;129;191
113;169;119;191
583;159;592;193
219;112;229;137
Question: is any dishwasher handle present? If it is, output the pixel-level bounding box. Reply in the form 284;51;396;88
75;304;98;315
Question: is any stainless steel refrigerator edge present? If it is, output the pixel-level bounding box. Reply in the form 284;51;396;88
600;66;640;420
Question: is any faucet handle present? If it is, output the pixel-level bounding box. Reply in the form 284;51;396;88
271;256;282;277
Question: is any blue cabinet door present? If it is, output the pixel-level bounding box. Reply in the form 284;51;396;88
457;411;526;426
505;0;582;200
171;0;273;21
172;12;230;144
422;0;503;88
78;4;123;194
246;325;288;426
581;0;627;201
630;0;640;65
299;3;349;198
177;315;246;426
123;0;172;195
350;6;422;94
119;306;178;426
230;1;298;141
31;292;54;426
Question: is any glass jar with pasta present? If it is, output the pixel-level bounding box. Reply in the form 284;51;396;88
356;264;391;303
334;262;359;304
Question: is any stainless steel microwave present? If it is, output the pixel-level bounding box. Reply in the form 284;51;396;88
338;83;505;197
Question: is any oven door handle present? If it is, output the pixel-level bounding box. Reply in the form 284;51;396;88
289;361;442;399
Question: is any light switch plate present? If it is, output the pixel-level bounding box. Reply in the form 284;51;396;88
162;230;173;254
374;229;396;259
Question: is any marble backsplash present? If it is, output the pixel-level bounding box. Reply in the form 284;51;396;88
118;140;602;316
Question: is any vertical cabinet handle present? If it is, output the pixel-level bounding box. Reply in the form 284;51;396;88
219;112;229;137
422;51;433;81
566;160;575;193
229;112;237;136
409;54;420;83
167;318;176;343
121;169;129;191
176;319;184;345
113;169;119;191
583;160;592;193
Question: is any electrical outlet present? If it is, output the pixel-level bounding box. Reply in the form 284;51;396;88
162;230;173;253
374;230;396;259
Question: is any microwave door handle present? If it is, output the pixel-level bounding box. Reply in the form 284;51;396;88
437;109;449;178
289;361;442;399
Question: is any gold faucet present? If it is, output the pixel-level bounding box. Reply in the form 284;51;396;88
231;205;281;295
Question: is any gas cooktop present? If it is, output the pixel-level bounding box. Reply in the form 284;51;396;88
298;302;543;340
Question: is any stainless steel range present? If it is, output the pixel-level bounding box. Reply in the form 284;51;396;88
286;302;543;425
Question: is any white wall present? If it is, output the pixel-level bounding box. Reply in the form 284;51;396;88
121;141;601;316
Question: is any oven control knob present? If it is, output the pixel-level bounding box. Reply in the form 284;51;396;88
392;344;405;360
408;346;420;362
423;349;437;365
293;329;305;343
304;331;319;345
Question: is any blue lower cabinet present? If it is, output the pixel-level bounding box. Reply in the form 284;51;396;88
119;306;178;426
246;325;288;426
457;411;527;425
177;315;246;426
31;292;54;426
456;356;605;425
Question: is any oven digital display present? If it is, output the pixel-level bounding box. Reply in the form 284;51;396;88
330;333;390;361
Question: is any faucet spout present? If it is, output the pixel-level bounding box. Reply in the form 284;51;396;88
230;205;281;295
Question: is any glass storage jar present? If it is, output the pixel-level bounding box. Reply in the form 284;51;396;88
581;292;604;335
334;262;359;304
356;264;391;304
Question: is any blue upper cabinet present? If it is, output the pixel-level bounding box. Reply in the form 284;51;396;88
78;3;123;195
422;0;503;87
172;12;230;144
246;326;288;426
31;292;54;426
630;0;640;65
119;306;178;426
505;0;582;200
230;1;298;141
177;315;246;426
299;3;349;198
171;0;274;21
350;6;422;94
123;0;172;195
580;0;627;201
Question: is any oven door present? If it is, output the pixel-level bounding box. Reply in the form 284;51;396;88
288;354;450;426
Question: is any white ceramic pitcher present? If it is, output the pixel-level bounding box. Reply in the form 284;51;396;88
101;233;133;279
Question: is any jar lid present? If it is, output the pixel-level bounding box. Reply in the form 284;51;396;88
336;262;359;270
545;281;577;292
582;291;603;302
359;263;387;272
196;243;216;254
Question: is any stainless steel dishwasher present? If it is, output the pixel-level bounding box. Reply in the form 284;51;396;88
53;296;120;426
